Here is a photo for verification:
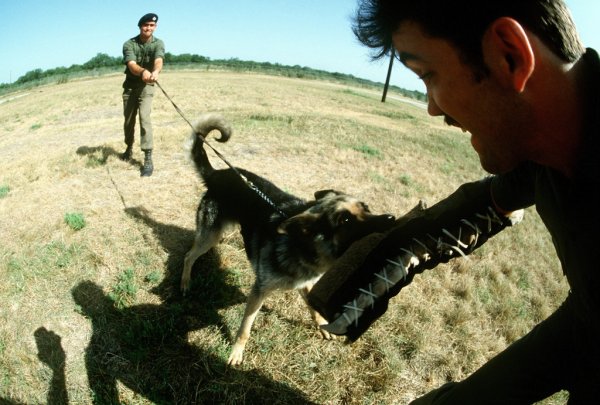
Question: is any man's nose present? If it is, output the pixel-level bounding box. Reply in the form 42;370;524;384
427;95;443;116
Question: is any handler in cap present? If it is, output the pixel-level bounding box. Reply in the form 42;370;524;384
120;12;165;177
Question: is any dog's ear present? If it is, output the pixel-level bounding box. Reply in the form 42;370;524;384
314;189;341;200
277;213;319;235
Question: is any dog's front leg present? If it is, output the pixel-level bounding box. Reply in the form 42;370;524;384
300;285;334;341
228;286;266;366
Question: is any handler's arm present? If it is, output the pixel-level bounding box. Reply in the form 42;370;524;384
150;58;163;82
126;60;146;77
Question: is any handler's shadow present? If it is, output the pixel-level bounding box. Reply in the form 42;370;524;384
72;281;314;404
74;204;314;404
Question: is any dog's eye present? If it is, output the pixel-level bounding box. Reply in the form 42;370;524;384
337;211;354;226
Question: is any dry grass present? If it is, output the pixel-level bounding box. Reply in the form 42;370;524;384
0;71;568;404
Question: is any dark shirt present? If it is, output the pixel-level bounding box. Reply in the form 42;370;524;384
490;48;600;331
122;35;165;89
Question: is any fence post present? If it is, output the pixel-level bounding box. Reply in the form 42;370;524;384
381;49;395;102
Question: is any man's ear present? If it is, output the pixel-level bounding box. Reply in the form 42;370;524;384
483;17;535;92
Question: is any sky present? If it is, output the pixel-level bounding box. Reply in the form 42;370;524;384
1;1;598;92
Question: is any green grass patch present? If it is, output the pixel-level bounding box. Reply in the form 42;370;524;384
144;270;162;284
0;185;9;198
398;174;414;187
373;109;417;121
44;241;78;269
350;144;382;158
248;114;293;124
85;153;108;168
341;88;371;99
109;268;138;309
64;212;86;231
368;171;387;184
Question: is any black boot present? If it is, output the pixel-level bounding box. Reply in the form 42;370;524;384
141;150;154;177
120;145;133;161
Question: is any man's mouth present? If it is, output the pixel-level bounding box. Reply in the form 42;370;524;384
444;115;467;133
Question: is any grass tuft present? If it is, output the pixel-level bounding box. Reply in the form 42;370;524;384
350;144;382;158
64;212;86;231
109;268;138;309
0;185;9;198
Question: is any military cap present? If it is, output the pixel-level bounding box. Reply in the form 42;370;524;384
138;13;158;27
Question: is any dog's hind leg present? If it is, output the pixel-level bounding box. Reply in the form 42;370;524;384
300;284;334;341
228;285;269;366
181;230;221;295
181;201;224;295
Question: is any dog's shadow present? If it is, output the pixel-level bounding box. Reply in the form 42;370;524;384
124;205;246;334
124;206;330;333
64;207;314;404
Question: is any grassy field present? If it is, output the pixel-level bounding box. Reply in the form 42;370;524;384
0;71;568;404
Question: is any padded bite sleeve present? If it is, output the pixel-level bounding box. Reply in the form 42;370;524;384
308;176;524;341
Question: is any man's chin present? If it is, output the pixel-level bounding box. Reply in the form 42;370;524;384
478;156;517;175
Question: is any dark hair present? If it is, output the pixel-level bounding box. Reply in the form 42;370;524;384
353;0;584;69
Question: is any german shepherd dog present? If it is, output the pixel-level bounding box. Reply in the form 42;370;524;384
181;114;395;365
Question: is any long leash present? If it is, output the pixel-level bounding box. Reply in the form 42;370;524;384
155;81;288;218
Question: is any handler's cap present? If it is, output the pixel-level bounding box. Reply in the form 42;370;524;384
138;13;158;27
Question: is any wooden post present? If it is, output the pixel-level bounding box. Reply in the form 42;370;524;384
381;48;395;102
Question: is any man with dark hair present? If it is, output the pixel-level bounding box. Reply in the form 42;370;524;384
325;0;599;402
121;13;165;177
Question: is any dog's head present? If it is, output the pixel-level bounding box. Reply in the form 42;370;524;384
277;189;396;259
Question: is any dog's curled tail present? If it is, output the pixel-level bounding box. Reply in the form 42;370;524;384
189;113;233;178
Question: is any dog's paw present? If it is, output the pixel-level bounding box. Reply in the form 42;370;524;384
318;324;336;340
227;344;245;366
180;276;191;296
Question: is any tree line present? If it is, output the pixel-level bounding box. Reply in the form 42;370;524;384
1;53;426;101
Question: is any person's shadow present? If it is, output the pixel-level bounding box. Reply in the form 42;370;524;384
2;328;70;404
34;327;69;405
76;145;141;168
69;207;315;404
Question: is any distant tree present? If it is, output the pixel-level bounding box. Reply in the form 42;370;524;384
5;52;426;102
83;53;121;69
16;69;44;84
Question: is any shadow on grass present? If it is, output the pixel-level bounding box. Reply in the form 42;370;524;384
76;145;142;169
0;397;27;404
34;327;68;404
72;281;315;404
1;329;68;404
64;207;314;404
